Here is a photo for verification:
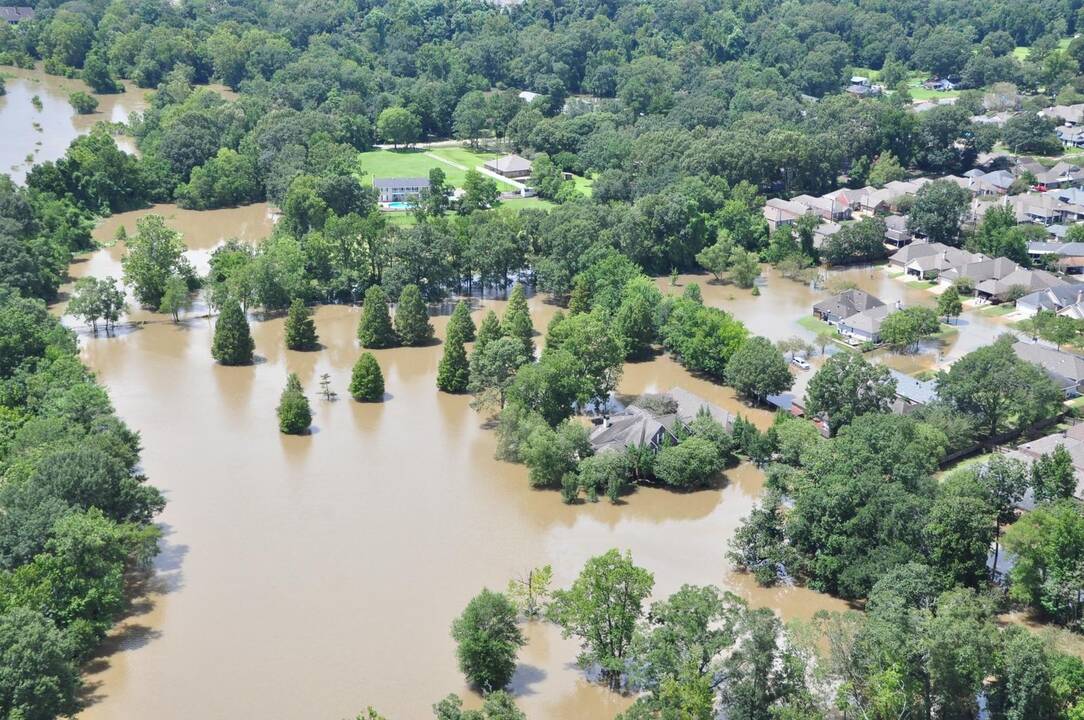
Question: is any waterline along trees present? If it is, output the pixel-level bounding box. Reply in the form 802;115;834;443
350;352;385;402
357;286;397;349
285;298;319;351
394;284;434;346
277;373;312;434
501;285;534;359
211;298;254;365
450;589;525;693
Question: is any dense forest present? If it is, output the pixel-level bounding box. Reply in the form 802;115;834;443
7;0;1084;717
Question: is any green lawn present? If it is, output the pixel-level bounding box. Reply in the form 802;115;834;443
572;174;594;197
798;315;834;334
1014;37;1073;60
906;279;937;289
356;147;517;190
907;81;960;101
980;303;1016;317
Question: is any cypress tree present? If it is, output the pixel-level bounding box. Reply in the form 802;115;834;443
502;284;534;358
475;310;503;353
277;373;312;434
350;352;385;402
211;298;255;365
394;284;434;346
447;300;476;342
284;298;319;351
357;286;397;348
437;327;470;393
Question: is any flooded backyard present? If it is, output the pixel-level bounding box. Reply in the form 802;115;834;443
55;207;856;720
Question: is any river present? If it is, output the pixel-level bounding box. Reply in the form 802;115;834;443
48;207;857;720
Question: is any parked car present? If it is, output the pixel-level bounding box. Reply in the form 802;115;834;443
792;356;811;370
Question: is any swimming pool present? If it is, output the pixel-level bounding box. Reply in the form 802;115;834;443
384;201;411;210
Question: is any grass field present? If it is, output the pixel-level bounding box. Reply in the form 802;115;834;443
1014;37;1073;60
797;315;834;334
979;303;1016;317
357;147;518;190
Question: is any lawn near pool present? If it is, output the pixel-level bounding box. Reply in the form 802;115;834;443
357;147;519;190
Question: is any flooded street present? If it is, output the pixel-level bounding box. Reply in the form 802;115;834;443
61;207;851;720
0;65;149;182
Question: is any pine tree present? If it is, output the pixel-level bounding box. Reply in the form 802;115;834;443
357;286;397;348
350;352;385;402
284;298;319;351
568;275;590;314
502;284;534;358
277;373;312;434
437;327;470;393
394;284;434;346
447;300;476;342
211;298;255;365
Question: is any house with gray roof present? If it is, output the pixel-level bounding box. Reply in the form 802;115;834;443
812;289;885;324
837;303;893;343
889;241;950;268
938;257;1019;287
763;198;815;231
904;247;985;279
373;177;430;203
976;268;1068;302
1013;341;1084;396
883;214;913;248
1004;422;1084;510
888;369;938;415
1016;284;1084;317
588;388;733;454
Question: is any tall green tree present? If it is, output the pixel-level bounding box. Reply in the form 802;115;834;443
804;353;896;434
447;300;476;342
394;284;434;346
357;286;397;348
725;336;793;404
437;327;470;393
211;298;255;365
277;373;312;434
450;589;525;692
501;285;534;359
937;286;963;323
549;549;654;688
285;298;319;351
349;353;385;402
121;214;193;308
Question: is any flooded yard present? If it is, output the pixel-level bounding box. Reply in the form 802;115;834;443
60;207;851;720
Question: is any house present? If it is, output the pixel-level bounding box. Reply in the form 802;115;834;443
962;169;1015;195
971;112;1016;127
1027;241;1084;274
904;247;985;279
763;198;814;231
791;194;851;222
0;6;33;23
518;90;542;103
483;154;533;179
837;303;893;343
976;267;1068;302
813;222;841;249
922;77;957;92
1040;103;1084;126
883;214;913;248
1033;162;1084;191
373;177;430;203
1016;285;1084;317
889;241;948;268
938;257;1019;288
1058;126;1084;149
847;83;880;98
1004;423;1084;509
1013;341;1084;397
812;289;885;324
588;388;733;454
888;369;938;415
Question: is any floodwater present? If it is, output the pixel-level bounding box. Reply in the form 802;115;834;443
0;64;239;184
0;65;149;182
664;265;1016;374
57;207;852;720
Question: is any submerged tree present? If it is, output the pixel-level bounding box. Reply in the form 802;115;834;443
211;298;254;365
357;286;397;348
395;284;434;346
450;589;525;692
158;274;191;322
502;285;534;359
350;352;385;402
277;373;312;434
285;298;319;351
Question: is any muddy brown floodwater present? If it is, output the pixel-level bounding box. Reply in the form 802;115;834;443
54;207;854;720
